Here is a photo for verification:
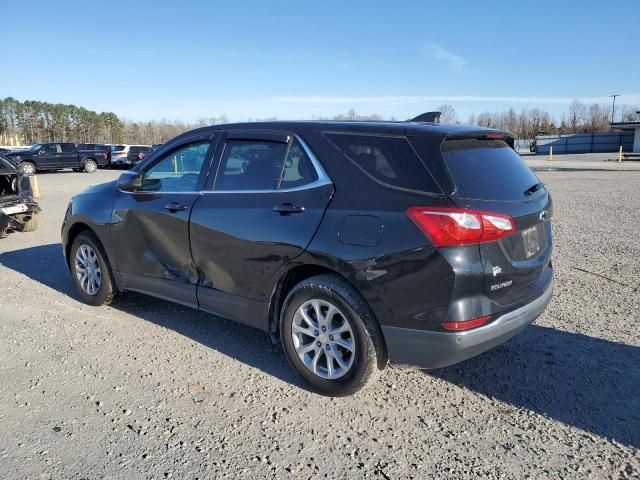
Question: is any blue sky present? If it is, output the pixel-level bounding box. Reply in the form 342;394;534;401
3;0;639;122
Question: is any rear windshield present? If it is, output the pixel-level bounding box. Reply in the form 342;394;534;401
112;145;126;152
441;139;540;200
324;133;441;194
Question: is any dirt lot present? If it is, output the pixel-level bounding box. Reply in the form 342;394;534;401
0;168;638;479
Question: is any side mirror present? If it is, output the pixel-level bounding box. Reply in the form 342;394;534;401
38;149;45;155
117;171;143;192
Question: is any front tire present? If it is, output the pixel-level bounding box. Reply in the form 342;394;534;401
20;161;36;175
69;231;116;306
280;274;385;396
83;159;97;173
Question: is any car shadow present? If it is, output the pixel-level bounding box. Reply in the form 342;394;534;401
0;243;77;296
3;244;639;445
0;243;303;390
426;324;640;449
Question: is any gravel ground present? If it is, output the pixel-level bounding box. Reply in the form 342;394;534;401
0;168;638;479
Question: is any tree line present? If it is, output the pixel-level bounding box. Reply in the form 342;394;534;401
0;97;228;146
1;96;637;147
455;100;638;138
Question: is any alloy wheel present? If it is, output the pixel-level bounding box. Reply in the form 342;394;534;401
75;244;102;295
291;299;355;380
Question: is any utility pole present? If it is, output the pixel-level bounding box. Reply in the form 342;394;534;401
609;94;620;130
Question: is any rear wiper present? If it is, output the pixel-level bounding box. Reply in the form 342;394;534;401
524;182;544;196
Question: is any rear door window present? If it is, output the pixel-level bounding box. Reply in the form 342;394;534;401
61;144;75;153
441;139;540;201
215;140;287;191
324;133;441;193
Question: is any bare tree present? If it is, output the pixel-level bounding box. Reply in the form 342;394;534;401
567;99;586;133
619;105;639;122
587;104;610;132
437;104;457;124
504;108;518;134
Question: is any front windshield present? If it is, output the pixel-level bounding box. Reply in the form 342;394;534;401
27;143;43;152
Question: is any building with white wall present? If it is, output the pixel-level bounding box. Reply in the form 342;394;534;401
611;111;640;153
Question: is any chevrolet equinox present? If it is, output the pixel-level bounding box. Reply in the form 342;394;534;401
62;119;553;395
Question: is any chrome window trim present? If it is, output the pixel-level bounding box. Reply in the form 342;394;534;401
120;135;332;195
205;134;332;194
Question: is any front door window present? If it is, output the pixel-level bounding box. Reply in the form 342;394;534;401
142;142;210;192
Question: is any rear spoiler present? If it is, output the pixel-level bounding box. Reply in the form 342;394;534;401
409;111;441;123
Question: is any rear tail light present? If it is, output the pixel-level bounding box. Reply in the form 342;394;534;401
138;152;145;160
406;207;515;247
441;315;491;331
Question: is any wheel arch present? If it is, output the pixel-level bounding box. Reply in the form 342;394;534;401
267;263;389;359
65;220;123;292
64;221;94;267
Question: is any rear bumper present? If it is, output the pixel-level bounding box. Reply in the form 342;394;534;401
381;278;553;369
111;156;131;165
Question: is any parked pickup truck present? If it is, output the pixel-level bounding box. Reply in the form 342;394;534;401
3;142;108;174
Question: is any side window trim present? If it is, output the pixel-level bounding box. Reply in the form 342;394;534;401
275;141;294;190
227;129;291;143
207;133;331;193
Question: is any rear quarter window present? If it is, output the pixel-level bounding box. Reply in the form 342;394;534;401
441;139;540;201
323;133;441;194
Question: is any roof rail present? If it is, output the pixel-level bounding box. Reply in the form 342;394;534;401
409;111;441;123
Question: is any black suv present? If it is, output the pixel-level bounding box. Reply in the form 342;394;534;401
62;120;553;395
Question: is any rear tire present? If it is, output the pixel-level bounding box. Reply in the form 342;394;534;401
20;212;38;232
83;159;97;173
69;231;117;306
20;162;36;175
280;274;385;396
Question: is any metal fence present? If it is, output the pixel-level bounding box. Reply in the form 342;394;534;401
535;132;634;154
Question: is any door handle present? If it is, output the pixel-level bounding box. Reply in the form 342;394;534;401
165;202;188;212
273;202;305;215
